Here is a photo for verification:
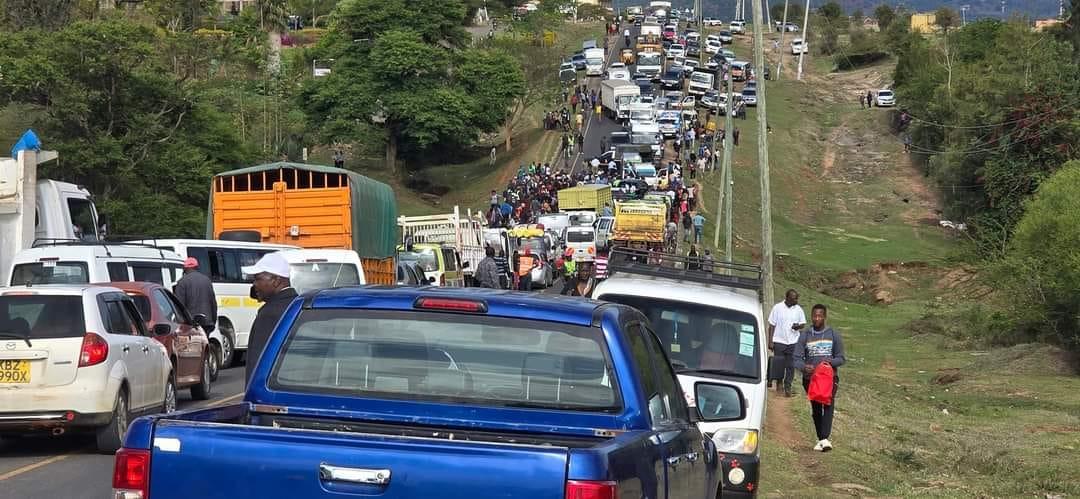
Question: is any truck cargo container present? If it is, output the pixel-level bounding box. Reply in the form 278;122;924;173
557;185;612;212
206;163;397;285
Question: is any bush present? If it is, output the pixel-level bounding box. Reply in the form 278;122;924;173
998;160;1080;354
835;51;889;70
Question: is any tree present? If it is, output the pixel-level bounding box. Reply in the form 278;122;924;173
143;0;219;32
490;38;554;151
934;6;959;33
818;1;843;21
301;25;522;175
2;0;74;30
1002;160;1080;353
333;0;468;48
874;3;896;31
770;3;804;27
0;19;253;237
287;0;339;26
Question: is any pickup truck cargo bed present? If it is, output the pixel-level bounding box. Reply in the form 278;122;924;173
149;416;571;499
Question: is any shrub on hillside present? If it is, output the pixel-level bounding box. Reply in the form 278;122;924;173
997;160;1080;355
835;51;889;70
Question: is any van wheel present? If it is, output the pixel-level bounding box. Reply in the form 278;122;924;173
95;389;129;454
190;354;212;401
218;326;235;369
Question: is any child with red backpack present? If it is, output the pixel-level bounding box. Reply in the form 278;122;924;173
794;304;846;453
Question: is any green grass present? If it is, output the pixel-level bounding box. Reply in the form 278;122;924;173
690;42;1080;496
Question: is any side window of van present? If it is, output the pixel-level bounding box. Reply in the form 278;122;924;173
107;262;130;282
131;264;164;284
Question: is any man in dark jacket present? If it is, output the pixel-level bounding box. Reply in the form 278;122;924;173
793;303;846;453
242;252;298;387
475;246;502;289
173;257;217;331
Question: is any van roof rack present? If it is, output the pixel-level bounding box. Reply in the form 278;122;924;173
607;247;763;292
30;237;168;259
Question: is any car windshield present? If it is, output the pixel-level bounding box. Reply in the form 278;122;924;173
519;238;546;253
567;230;595;243
879;91;893;97
0;294;86;339
587;58;603;65
743;89;756;95
290;263;362;293
691;73;711;83
597;294;760;379
10;262;90;285
271;310;620;411
638;54;661;65
635;166;657;176
413;248;440;272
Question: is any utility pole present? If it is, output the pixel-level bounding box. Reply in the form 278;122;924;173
722;60;734;263
796;0;810;81
961;5;969;26
776;0;790;79
751;0;776;303
713;61;730;252
764;0;772;27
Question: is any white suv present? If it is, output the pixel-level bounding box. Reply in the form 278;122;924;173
0;285;173;452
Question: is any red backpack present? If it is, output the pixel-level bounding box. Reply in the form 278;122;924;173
807;362;835;405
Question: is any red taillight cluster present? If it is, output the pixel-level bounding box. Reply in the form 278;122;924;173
79;333;109;367
566;480;616;499
112;448;151;499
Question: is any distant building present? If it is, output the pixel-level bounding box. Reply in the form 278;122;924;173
861;17;880;31
1034;18;1063;31
910;12;937;34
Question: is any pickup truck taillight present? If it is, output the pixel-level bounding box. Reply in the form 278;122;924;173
79;332;109;367
112;448;150;499
566;480;616;499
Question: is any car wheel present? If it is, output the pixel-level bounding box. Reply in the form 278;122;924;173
208;343;221;382
190;355;212;401
163;375;177;414
218;329;235;369
95;389;129;454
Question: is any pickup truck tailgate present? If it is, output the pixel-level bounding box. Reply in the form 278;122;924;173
148;421;570;499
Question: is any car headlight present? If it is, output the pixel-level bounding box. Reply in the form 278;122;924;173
711;429;758;454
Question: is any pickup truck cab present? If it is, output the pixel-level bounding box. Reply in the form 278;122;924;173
115;288;744;499
593;249;768;497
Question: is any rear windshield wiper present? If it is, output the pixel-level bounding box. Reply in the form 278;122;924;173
0;331;32;348
676;368;756;379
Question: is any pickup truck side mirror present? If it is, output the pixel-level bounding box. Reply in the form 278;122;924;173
694;382;746;422
152;323;173;336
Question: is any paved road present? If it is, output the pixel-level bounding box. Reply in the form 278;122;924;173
0;366;247;498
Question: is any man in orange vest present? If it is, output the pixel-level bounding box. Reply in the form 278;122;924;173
516;248;539;291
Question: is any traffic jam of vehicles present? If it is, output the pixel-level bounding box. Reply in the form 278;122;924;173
0;4;809;499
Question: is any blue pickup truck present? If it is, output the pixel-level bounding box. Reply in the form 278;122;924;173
112;288;748;499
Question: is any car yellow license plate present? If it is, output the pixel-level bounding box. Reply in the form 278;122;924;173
0;360;30;383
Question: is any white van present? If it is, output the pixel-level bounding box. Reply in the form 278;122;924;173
277;249;366;293
8;243;185;288
593;250;767;498
130;239;297;367
564;226;597;262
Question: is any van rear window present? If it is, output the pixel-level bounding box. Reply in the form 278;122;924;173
0;295;85;339
10;262;90;286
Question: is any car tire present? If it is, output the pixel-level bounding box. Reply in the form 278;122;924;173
163;375;177;414
190;354;212;401
95;389;129;454
218;327;235;369
208;343;221;382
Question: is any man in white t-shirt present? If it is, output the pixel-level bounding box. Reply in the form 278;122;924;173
768;289;806;397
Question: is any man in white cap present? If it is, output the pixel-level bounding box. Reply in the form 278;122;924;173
242;252;297;387
173;257;217;331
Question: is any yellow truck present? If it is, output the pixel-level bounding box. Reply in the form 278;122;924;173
611;200;667;251
558;184;612;212
206;162;398;285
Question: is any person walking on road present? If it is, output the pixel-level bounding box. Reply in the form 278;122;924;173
794;304;846;452
859;93;866;108
333;150;345;168
681;210;693;242
173;257;217;332
490;146;497;165
559;251;579;295
575;112;584;131
692;211;705;244
866;90;873;109
242;252;298;387
733;127;740;147
493;247;510;289
767;289;807;397
475;246;502;289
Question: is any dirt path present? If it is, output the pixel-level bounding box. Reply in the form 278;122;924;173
763;393;836;494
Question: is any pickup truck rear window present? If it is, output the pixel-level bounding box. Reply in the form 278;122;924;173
270;310;621;412
598;294;761;381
